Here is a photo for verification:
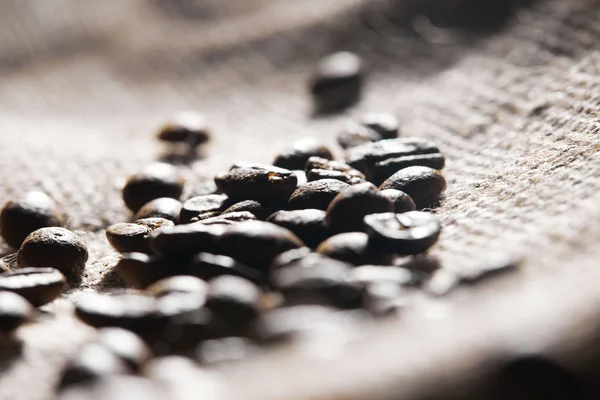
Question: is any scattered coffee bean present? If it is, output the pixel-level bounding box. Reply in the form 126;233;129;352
365;212;441;255
96;327;153;372
361;113;400;139
305;156;366;180
288;179;350;211
116;253;178;290
306;169;365;185
380;189;416;213
134;198;182;223
179;194;228;224
273;139;334;171
372;153;446;185
267;209;330;249
197;337;258;366
215;163;297;203
337;123;382;150
325;182;393;232
149;223;226;260
205;276;262;333
156;112;210;147
219;221;304;271
122;163;185;212
0;191;63;249
379;166;447;208
0;291;34;332
222;200;277;221
146;276;207;302
269;247;313;272
198;211;257;225
310;51;364;113
107;219;174;254
0;267;65;307
17;227;88;284
316;232;392;265
189;253;264;285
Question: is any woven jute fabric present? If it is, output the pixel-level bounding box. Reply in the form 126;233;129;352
1;0;600;399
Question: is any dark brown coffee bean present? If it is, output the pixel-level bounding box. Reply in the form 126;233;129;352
205;276;261;333
379;166;447;209
198;211;257;225
365;212;441;255
123;163;185;212
269;247;313;272
306;169;366;185
134;198;182;223
0;191;63;249
17;227;88;284
197;337;258;366
146;276;207;303
372;153;446;185
96;328;153;372
0;291;34;332
273;139;334;171
288;179;350;211
179;194;228;224
116;253;179;290
221;200;276;221
156;112;210;147
325;182;393;233
190;253;264;285
305;157;365;179
310;52;364;113
0;267;65;307
267;209;331;249
337;123;382;150
219;221;304;271
380;189;416;213
106;219;174;254
215;163;297;202
149;223;226;260
361;113;400;139
316;232;393;265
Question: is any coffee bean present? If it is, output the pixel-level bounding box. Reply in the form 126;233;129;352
0;191;63;249
378;166;447;208
197;337;258;366
325;183;394;233
107;219;174;254
116;253;179;290
214;163;297;203
380;189;416;213
198;211;257;225
372;153;446;185
337;123;382;150
364;212;441;255
221;200;276;221
96;328;153;372
316;232;392;265
273;139;334;171
179;194;228;224
205;276;261;333
146;276;207;303
361;113;400;139
305;156;365;180
219;221;304;271
123;163;185;212
149;223;226;260
134;198;182;223
269;247;313;272
306;169;366;185
267;209;331;249
310;52;364;113
156;111;210;147
288;179;350;211
0;291;34;332
17;227;88;284
0;267;65;307
189;253;264;285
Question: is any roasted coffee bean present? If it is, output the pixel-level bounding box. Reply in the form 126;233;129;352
310;52;364;113
0;267;65;307
18;227;88;284
305;157;365;179
116;253;178;290
365;212;441;255
306;169;365;185
219;221;304;271
106;219;174;254
379;166;447;209
205;276;261;333
325;183;393;233
96;328;153;372
198;211;256;225
0;191;63;249
179;194;228;224
214;163;297;202
273;139;334;171
269;247;313;272
190;253;264;285
372;153;446;185
221;200;276;221
123;163;185;212
197;337;258;366
345;137;440;177
156;112;210;147
59;376;161;400
288;179;350;211
149;223;226;260
134;198;182;223
267;209;331;249
361;113;400;139
380;189;416;214
0;291;34;332
188;211;221;222
337;123;382;150
59;342;131;389
316;232;392;265
146;276;207;302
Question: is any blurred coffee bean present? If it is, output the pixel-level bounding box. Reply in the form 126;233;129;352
96;328;153;372
267;209;331;249
198;211;256;225
288;179;350;211
0;191;63;249
361;113;400;139
190;253;264;285
17;227;88;285
325;183;393;233
215;163;297;202
310;52;364;114
379;166;447;208
149;223;226;260
306;168;365;185
380;189;416;213
0;267;65;307
197;337;258;366
0;291;34;332
123;163;185;212
106;219;174;254
317;232;392;265
134;198;182;223
116;253;179;290
365;212;441;255
273;138;334;171
156;111;210;147
269;247;313;272
337;123;382;150
146;276;207;301
179;194;228;224
205;276;262;333
372;153;445;185
222;200;277;221
305;157;366;179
